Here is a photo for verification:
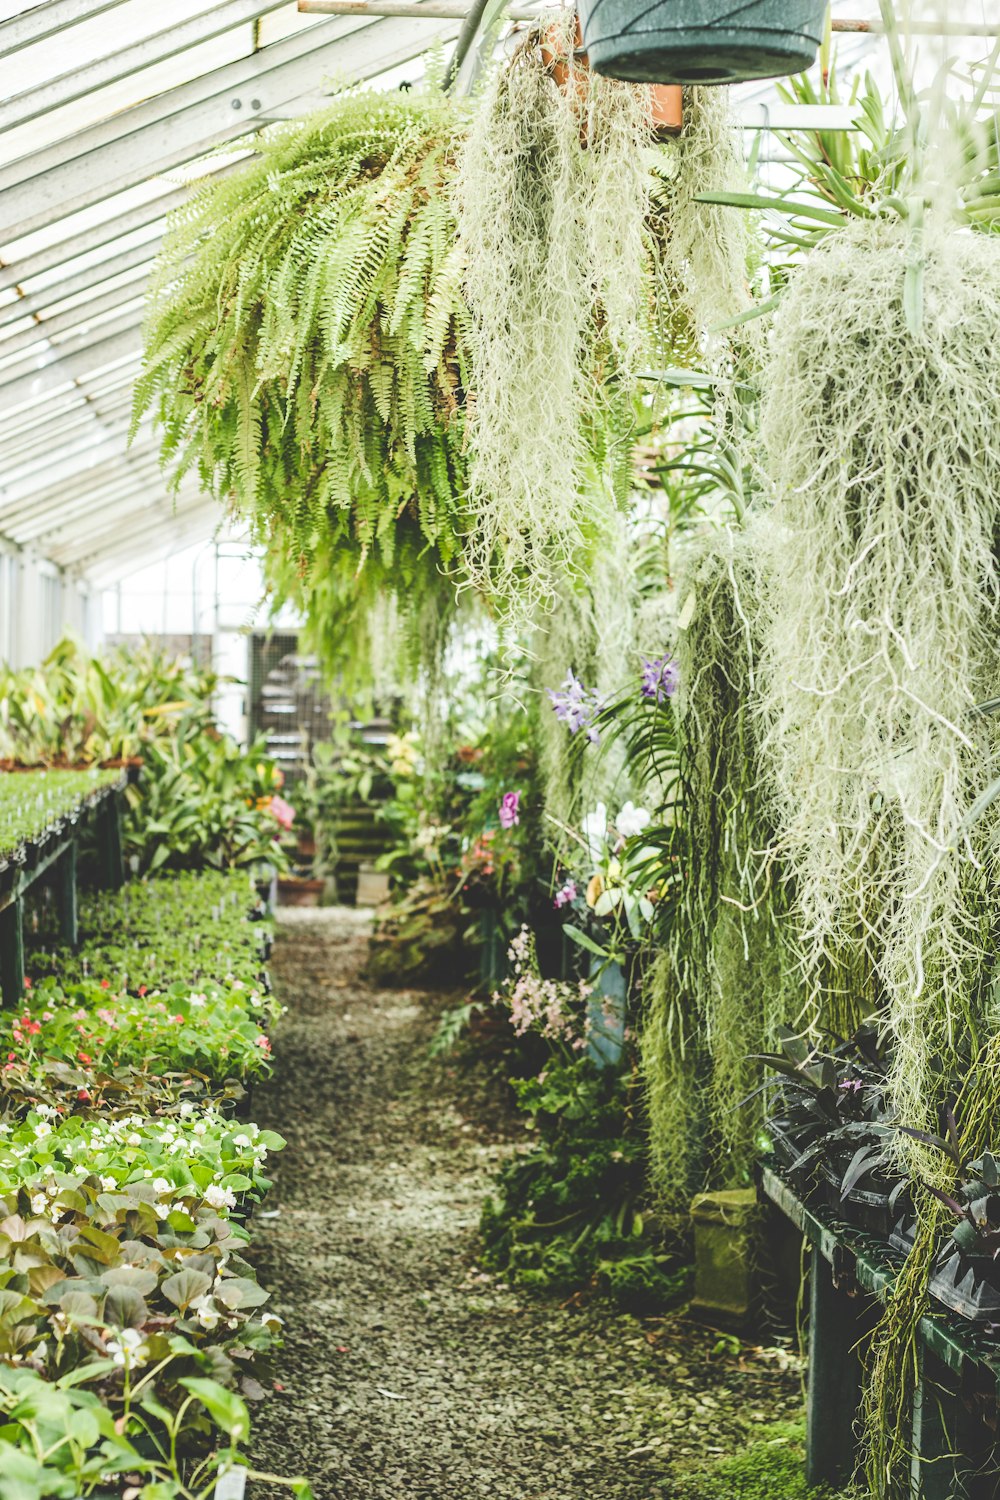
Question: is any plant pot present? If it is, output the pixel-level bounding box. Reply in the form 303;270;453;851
577;0;826;86
276;875;325;908
928;1246;1000;1324
542;15;684;135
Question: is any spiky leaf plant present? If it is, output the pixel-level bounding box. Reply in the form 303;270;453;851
455;13;654;616
134;88;471;652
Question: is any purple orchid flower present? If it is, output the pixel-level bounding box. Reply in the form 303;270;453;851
499;791;520;830
641;656;679;704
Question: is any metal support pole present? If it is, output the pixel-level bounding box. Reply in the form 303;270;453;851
0;898;25;1007
442;0;492;89
805;1247;863;1489
298;1;1000;34
57;842;79;949
96;796;125;891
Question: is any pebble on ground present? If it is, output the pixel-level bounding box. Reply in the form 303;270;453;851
248;908;803;1500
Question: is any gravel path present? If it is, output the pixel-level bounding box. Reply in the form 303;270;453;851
248;907;804;1500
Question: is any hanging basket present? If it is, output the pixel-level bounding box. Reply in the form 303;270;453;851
577;0;827;86
540;14;684;135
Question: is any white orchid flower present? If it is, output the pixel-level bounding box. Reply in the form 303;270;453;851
616;801;651;839
581;803;609;864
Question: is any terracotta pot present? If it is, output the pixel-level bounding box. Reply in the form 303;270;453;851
277;876;325;908
540;15;683;137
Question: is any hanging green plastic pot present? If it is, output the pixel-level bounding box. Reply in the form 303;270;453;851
577;0;827;85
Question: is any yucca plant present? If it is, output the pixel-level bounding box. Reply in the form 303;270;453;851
134;88;472;652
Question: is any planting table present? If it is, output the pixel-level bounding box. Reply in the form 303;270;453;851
0;772;126;1005
761;1163;1000;1499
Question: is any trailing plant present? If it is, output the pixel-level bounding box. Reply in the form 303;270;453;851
754;216;1000;1140
456;14;653;614
135;87;472;662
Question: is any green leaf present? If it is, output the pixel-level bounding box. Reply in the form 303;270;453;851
177;1376;251;1444
161;1267;212;1311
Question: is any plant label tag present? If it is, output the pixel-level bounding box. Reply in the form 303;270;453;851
214;1468;248;1500
678;590;696;631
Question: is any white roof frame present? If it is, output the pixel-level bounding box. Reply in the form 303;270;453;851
0;1;459;582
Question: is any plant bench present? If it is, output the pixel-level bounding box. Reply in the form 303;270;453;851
760;1162;1000;1498
0;771;126;1005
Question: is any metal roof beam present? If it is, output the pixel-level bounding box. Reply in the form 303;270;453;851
0;237;161;334
0;444;164;525
0;369;136;442
0;16;457;243
0;274;148;363
0;0;130;58
47;489;212;565
0;304;144;392
2;390;134;453
0;163;242;299
0;325;141;420
16;469;181;549
83;507;222;582
0;0;290;135
1;416;150;496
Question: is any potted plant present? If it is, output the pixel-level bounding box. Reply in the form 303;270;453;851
577;0;826;86
540;13;683;134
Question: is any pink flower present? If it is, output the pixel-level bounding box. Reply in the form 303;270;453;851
498;791;520;830
269;795;296;831
553;879;577;909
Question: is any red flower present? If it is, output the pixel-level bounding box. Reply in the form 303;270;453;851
23;977;31;988
100;979;110;990
138;985;147;997
78;1089;90;1101
78;1051;92;1065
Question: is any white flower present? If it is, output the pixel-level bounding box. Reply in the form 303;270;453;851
615;801;651;840
232;1134;251;1150
100;1175;117;1191
152;1177;172;1196
179;1101;194;1118
108;1328;148;1367
260;1311;284;1332
127;1133;142;1147
33;1121;52;1139
581;803;609;864
35;1104;56;1120
192;1122;208;1137
193;1295;220;1330
30;1192;48;1216
204;1184;236;1211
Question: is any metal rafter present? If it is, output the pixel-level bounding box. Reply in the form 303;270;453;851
0;0;292;136
0;15;458;243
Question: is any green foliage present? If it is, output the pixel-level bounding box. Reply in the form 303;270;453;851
125;733;288;877
0;864;309;1497
0;636;219;767
0;768;120;861
481;1058;685;1309
135;87;472;672
668;1420;841;1499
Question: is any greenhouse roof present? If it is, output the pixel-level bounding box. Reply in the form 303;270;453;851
1;0;990;588
0;0;465;584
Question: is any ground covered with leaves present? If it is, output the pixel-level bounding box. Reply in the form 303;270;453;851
248;908;814;1499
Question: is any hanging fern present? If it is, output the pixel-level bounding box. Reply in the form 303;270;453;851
134;87;472;656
